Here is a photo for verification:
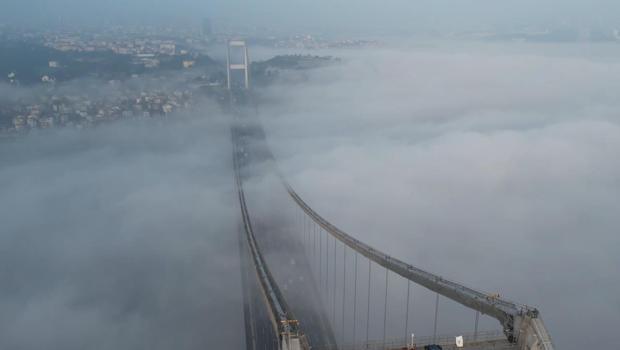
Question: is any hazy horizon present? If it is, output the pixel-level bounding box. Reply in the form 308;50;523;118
3;0;620;35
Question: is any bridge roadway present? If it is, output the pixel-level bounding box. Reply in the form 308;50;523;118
232;104;337;350
227;88;554;350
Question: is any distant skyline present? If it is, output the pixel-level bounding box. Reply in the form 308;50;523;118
2;0;620;35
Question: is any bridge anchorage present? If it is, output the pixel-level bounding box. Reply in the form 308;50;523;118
229;42;555;350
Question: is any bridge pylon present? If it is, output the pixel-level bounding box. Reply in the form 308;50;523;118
227;39;250;90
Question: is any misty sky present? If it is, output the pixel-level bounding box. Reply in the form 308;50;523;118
3;0;620;34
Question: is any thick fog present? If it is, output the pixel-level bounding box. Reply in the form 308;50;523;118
2;5;620;345
255;42;620;349
0;105;245;349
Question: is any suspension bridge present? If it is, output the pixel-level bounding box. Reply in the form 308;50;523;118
226;40;555;350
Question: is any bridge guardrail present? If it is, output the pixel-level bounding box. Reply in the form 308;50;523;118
317;330;513;350
232;125;308;350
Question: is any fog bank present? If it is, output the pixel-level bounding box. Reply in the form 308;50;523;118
258;42;620;350
0;107;244;349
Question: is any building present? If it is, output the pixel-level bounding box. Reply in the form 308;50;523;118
202;18;213;39
159;43;176;55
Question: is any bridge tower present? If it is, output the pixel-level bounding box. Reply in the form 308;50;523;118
227;39;250;90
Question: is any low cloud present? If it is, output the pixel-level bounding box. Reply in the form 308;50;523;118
256;43;620;349
2;41;619;350
0;103;244;349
